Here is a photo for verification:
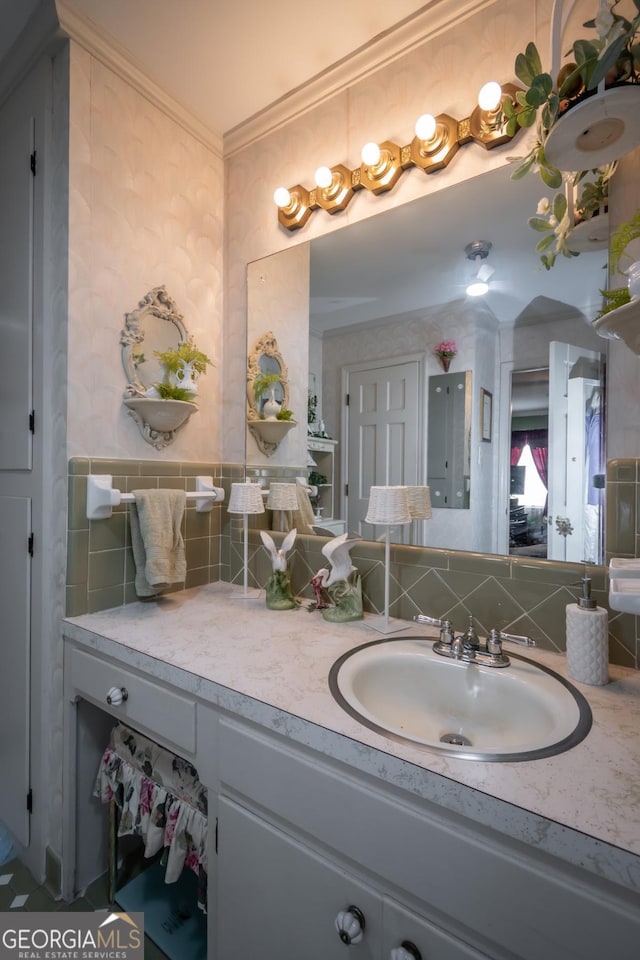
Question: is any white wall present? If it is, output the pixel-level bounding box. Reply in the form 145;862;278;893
67;42;224;460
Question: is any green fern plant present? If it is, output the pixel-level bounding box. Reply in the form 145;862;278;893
609;210;640;276
595;286;631;320
152;382;196;402
154;340;211;376
253;372;282;401
276;407;295;421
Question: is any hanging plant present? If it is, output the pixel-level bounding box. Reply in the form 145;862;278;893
528;164;615;269
506;0;640;189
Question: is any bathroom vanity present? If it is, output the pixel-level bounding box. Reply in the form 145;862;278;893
62;584;640;959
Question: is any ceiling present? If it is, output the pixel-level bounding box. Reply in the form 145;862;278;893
1;0;433;135
2;0;610;328
308;164;608;335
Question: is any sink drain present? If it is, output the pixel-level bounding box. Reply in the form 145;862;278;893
440;732;472;747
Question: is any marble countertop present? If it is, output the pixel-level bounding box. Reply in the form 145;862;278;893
63;583;640;894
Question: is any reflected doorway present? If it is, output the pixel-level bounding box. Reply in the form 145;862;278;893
508;341;605;564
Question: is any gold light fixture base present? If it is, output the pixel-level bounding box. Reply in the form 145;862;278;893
276;83;524;230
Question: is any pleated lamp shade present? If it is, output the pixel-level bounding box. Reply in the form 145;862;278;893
266;482;299;512
406;485;432;519
228;482;265;515
365;486;411;526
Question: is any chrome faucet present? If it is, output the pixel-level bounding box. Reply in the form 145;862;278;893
413;614;535;668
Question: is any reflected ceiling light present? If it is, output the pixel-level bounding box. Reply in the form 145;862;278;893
415;113;437;141
477;81;503;112
361;141;382;166
465;240;494;297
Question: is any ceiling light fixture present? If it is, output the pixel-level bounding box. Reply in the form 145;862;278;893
465;240;494;297
274;82;523;230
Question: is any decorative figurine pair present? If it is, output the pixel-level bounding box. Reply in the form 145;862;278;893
260;529;363;621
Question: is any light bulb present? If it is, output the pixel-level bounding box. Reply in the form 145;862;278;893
477;81;502;112
273;186;291;208
314;166;333;189
361;141;381;166
415;113;437;141
466;280;489;297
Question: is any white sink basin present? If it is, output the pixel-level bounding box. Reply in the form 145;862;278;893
329;638;591;761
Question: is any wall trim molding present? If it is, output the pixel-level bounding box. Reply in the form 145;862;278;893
55;0;224;159
223;0;498;157
51;0;498;160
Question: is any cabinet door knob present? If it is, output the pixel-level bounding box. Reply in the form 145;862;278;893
106;686;128;707
391;941;422;960
335;905;365;945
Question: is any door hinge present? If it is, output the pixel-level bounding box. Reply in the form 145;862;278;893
345;393;350;406
215;817;218;854
27;789;33;813
29;410;35;433
28;533;34;556
30;151;37;176
345;483;349;497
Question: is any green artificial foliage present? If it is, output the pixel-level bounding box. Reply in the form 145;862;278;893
596;286;631;319
276;407;295;421
609;210;640;276
154;340;212;376
253;372;282;401
152;382;196;402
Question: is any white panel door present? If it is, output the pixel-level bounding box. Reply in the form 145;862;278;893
346;359;421;539
548;342;604;562
0;497;31;846
0;106;34;470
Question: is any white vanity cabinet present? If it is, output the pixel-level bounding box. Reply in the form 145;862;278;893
62;623;640;960
217;798;488;960
216;718;640;960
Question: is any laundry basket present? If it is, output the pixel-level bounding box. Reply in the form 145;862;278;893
93;723;208;914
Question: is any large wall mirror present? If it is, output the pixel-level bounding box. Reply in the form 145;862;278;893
247;163;621;565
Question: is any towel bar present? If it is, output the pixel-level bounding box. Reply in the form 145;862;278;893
87;474;225;520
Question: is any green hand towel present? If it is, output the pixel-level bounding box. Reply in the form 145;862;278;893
129;489;187;598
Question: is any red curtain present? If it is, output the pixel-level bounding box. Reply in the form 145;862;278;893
511;428;549;493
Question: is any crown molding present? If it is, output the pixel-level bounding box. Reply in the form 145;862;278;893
223;0;498;157
55;0;223;159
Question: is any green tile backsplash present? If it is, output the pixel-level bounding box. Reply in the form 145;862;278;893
66;457;640;668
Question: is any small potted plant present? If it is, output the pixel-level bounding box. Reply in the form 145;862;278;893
596;209;640;320
154;338;212;396
253;371;284;419
527;163;614;269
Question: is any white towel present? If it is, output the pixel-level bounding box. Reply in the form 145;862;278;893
129;489;187;598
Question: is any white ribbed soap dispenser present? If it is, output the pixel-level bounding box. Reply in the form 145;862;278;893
566;577;608;686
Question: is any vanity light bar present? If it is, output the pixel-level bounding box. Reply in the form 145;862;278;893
86;474;225;520
274;83;522;231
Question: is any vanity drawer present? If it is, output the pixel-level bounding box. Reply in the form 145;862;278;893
69;647;196;755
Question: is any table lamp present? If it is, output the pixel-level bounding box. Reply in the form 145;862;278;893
227;482;265;599
364;485;411;633
266;482;299;532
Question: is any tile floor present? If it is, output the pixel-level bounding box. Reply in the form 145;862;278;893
0;857;168;959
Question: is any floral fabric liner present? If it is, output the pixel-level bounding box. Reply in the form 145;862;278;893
93;723;208;912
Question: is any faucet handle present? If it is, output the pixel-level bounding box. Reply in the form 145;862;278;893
496;629;535;647
413;614;443;627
